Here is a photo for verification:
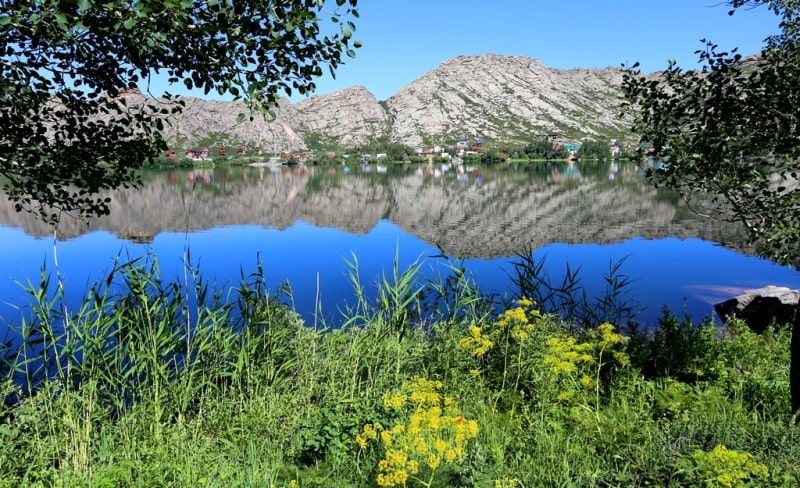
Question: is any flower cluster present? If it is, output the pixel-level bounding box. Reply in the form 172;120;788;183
591;323;630;366
543;335;595;375
459;298;540;358
690;444;770;487
543;323;629;404
459;325;493;357
356;377;479;487
494;475;521;487
496;297;539;342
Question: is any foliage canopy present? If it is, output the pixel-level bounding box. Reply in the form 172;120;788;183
0;0;359;224
622;0;799;266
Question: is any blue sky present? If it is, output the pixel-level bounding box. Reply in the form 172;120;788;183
147;1;782;103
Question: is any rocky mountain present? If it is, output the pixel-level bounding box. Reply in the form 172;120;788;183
294;85;393;147
159;96;305;154
384;54;629;146
150;53;634;152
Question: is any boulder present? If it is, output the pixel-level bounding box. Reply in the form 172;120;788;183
714;285;800;334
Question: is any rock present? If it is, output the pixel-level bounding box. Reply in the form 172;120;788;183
384;54;630;147
714;285;800;333
295;86;392;147
122;53;641;151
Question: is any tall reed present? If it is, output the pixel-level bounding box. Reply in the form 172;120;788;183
509;250;641;330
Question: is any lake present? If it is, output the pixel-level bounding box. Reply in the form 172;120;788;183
2;160;799;331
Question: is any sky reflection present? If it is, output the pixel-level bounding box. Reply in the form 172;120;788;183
3;220;800;333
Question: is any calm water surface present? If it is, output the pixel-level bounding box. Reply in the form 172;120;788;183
1;161;799;329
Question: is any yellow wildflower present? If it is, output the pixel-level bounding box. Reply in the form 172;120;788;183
413;436;429;455
495;476;521;488
557;390;575;402
359;377;479;486
380;429;393;447
691;445;770;487
613;350;630;366
382;392;406;411
464;419;479;438
511;325;529;341
427;453;441;470
460;325;494;356
356;423;379;449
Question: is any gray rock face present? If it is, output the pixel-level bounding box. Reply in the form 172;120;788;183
294;86;392;146
714;286;800;333
138;53;639;151
384;54;630;147
161;97;304;153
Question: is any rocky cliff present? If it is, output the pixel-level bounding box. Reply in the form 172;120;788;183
385;55;629;147
149;53;634;151
294;85;392;147
159;97;304;154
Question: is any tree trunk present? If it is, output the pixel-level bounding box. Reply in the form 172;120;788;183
792;316;800;416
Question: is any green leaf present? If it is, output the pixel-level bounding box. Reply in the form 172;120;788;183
54;12;68;29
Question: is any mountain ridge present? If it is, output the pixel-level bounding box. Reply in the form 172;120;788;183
149;53;644;152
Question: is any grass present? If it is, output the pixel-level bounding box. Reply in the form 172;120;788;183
0;252;798;487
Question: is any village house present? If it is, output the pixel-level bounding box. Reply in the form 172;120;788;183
185;149;201;160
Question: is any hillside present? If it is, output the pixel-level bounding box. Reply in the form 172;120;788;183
149;53;636;152
385;54;630;146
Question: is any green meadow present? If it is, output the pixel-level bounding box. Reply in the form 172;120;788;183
1;255;798;487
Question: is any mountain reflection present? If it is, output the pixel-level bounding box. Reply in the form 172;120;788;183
0;161;750;259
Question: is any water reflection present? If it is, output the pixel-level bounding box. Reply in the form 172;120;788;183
0;161;752;257
1;161;798;328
